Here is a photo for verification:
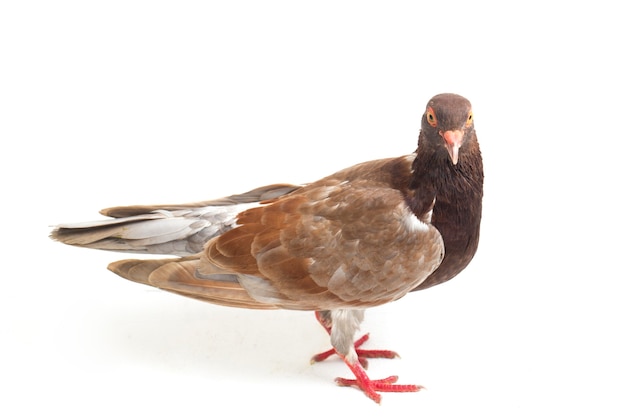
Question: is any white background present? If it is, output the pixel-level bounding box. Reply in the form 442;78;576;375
2;1;625;415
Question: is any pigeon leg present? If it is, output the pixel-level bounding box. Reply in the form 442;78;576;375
312;311;422;403
335;355;423;404
311;311;400;368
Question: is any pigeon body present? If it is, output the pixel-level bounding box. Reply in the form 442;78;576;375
52;93;483;403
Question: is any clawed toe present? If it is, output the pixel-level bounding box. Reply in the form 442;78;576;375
311;333;400;368
312;311;421;403
337;358;423;403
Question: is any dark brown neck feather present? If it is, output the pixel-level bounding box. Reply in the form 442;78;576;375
408;137;484;290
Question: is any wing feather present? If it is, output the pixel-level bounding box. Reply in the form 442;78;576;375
96;156;443;311
200;157;444;310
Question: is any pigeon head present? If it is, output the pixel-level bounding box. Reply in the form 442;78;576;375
420;93;474;165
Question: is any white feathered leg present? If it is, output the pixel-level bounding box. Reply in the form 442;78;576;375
312;309;422;404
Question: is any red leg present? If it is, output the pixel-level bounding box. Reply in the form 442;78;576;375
336;354;423;404
312;312;423;403
312;312;400;368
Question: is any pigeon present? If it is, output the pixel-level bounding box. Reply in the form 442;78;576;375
51;93;483;403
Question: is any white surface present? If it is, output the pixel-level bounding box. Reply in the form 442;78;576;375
2;1;625;415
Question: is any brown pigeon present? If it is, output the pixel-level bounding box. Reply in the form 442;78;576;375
51;93;483;403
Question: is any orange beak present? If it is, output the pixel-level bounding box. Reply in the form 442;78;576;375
440;130;464;165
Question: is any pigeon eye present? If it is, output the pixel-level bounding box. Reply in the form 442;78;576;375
466;111;473;126
426;107;437;127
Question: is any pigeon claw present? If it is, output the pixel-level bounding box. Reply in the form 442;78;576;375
311;333;400;369
337;356;423;404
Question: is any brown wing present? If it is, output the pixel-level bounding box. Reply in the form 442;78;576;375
108;256;275;309
202;161;444;310
108;157;444;311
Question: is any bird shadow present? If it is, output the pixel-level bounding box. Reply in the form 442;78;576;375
96;294;337;382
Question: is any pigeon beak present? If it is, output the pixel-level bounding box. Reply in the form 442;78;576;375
440;130;464;165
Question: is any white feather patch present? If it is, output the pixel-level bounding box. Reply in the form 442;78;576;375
237;274;285;304
401;205;430;233
330;309;365;359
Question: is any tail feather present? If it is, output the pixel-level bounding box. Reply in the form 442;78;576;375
51;184;303;310
51;215;213;255
107;257;174;285
51;212;185;246
50;184;301;256
51;204;255;255
100;184;300;218
108;257;278;310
